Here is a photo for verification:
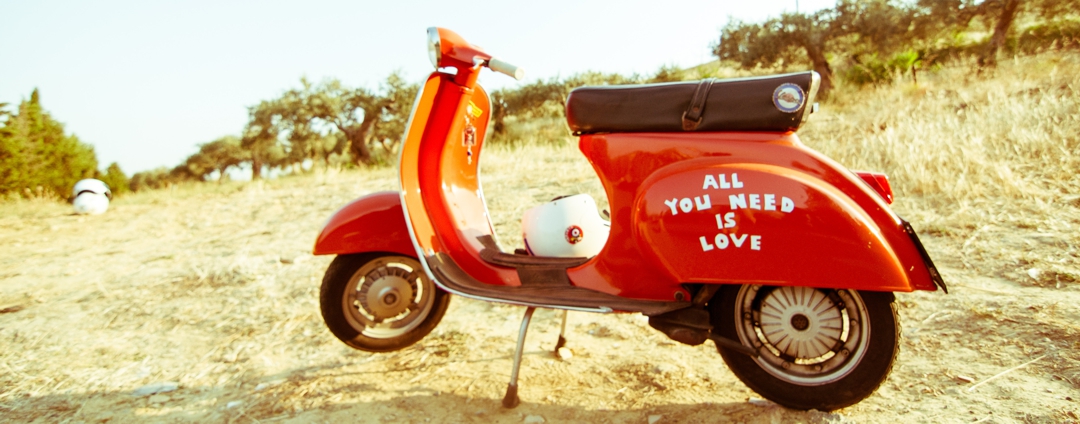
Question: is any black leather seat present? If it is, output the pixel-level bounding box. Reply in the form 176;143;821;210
565;71;819;134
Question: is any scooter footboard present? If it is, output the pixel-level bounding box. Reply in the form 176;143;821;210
423;251;687;315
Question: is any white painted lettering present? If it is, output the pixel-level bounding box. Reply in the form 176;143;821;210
715;233;730;249
679;198;693;213
695;195;712;211
781;196;795;213
731;193;796;213
703;173;745;191
664;198;679;215
731;233;748;247
715;212;737;229
719;174;731;189
703;232;763;252
729;194;746;210
703;175;719;190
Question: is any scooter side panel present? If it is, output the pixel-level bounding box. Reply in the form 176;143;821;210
634;162;910;291
313;191;415;257
573;132;937;300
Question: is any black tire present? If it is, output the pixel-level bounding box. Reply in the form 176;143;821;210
710;284;899;411
320;253;450;352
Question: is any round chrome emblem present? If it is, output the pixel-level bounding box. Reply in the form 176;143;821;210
772;83;806;113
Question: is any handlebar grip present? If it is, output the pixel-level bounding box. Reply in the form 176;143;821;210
488;57;524;80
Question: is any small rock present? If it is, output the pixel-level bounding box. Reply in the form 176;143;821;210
648;414;663;424
148;394;170;404
254;379;286;391
524;415;545;424
556;347;573;360
279;257;295;264
748;398;772;407
133;382;179;396
226;400;243;409
1027;268;1041;280
0;305;24;314
956;375;975;384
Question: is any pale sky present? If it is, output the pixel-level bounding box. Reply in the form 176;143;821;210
1;0;834;174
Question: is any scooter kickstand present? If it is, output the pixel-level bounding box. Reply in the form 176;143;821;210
503;306;536;408
554;310;568;353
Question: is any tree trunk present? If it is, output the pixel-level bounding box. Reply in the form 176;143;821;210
806;44;834;97
979;0;1021;67
492;102;506;135
345;117;378;166
251;153;263;180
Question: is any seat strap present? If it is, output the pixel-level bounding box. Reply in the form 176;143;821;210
682;78;716;131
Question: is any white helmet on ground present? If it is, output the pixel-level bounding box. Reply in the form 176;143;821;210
72;179;112;215
522;194;610;258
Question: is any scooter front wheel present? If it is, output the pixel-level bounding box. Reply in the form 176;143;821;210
710;284;899;411
320;253;450;352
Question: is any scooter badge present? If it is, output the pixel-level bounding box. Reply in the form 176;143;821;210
772;83;806;113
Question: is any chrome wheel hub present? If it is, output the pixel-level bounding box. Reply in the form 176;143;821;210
361;275;415;320
736;285;870;385
342;256;433;339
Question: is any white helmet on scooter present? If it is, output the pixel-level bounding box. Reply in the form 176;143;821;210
522;194;610;258
72;179;112;215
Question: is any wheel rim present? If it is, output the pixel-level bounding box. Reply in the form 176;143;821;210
342;256;435;339
734;285;871;386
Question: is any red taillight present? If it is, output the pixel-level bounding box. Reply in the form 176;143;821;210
855;171;894;204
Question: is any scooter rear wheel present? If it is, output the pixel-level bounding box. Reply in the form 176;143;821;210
710;284;899;411
320;253;450;352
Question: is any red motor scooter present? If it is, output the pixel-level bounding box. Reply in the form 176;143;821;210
313;27;946;411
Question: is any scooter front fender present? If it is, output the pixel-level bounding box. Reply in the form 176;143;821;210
313;191;415;257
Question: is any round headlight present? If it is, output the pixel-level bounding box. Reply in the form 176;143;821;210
426;27;441;69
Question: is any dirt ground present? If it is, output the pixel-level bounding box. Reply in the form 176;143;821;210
1;156;1078;423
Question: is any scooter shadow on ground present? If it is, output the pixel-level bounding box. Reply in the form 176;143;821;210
4;375;840;423
271;391;839;423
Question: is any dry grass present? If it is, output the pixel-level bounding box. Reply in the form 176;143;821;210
1;52;1078;423
801;52;1080;287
